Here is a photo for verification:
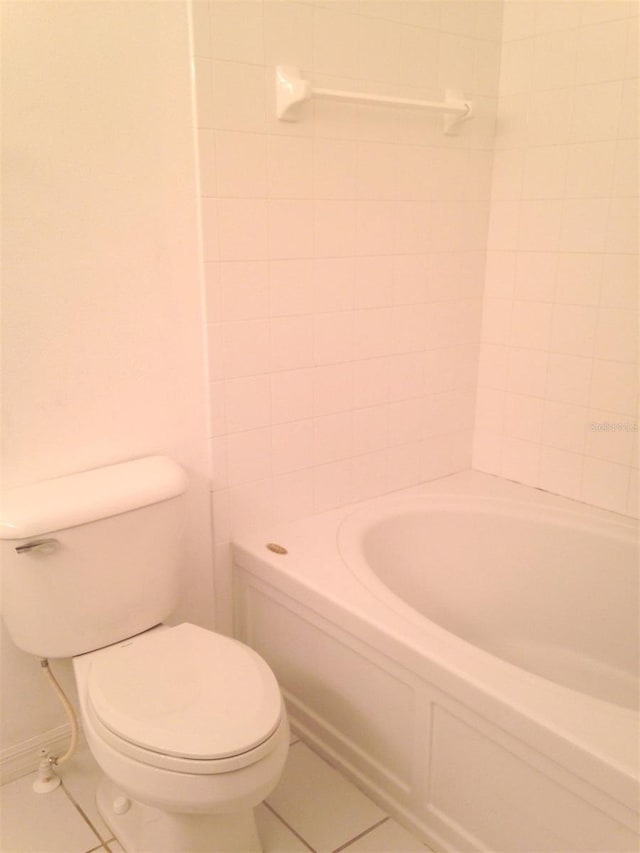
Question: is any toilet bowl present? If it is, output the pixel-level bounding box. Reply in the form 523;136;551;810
74;623;289;851
0;456;289;851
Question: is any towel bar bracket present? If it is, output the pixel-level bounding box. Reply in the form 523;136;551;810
275;66;472;135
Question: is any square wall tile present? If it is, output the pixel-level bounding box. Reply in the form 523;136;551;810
600;255;638;309
313;459;356;512
550;304;597;357
354;357;390;407
315;200;358;258
271;369;314;424
272;469;315;522
212;60;266;132
224;375;271;433
354;405;389;455
226;427;271;485
606;197;639;255
271;419;314;475
509;301;553;350
564;141;616;199
554;253;602;306
219;261;269;321
221;319;271;378
545;354;592;407
594;308;638;363
517;200;562;251
513;252;557;302
538;445;583;500
506;348;549;398
313;4;359;79
209;0;263;65
314;312;354;365
313;411;354;465
215;131;267;198
314;362;355;415
559;198;609;253
270;259;315;318
590;360;638;416
581;457;631;514
522;146;568;199
263;0;313;69
268;136;314;199
541;400;588;454
313;258;355;313
575;18;628;85
531;30;577;91
504;393;543;443
269;200;315;260
501;436;541;484
569;80;623;142
271;316;315;371
217;199;269;260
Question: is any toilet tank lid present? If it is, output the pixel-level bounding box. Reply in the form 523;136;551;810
0;456;187;540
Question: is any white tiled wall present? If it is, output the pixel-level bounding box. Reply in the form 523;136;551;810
192;0;504;624
474;0;639;517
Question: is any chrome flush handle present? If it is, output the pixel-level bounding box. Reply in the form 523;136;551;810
15;538;59;555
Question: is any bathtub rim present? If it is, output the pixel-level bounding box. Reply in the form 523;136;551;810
230;471;639;811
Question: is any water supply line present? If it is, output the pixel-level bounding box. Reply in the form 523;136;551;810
33;658;79;793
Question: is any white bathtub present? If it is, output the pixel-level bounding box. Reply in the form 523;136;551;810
232;471;639;852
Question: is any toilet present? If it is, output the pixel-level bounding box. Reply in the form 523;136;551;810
0;456;289;852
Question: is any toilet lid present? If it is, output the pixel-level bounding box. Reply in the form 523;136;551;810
87;624;282;760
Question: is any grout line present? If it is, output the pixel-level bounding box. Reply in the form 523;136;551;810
61;782;110;848
331;816;390;853
263;801;317;853
85;838;116;853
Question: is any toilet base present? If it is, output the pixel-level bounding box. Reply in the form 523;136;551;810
96;777;262;853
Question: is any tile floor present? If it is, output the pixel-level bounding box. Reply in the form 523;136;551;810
0;735;432;853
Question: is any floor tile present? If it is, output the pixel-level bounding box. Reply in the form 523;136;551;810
0;772;103;853
60;744;113;841
255;804;312;852
266;743;385;853
340;817;431;852
1;738;429;853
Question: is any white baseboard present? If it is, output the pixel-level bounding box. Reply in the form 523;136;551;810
0;724;76;786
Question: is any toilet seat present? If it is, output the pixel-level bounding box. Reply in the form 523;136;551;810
86;623;283;773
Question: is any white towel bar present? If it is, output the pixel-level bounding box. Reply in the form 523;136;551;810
275;66;472;135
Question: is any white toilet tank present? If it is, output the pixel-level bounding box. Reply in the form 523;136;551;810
0;456;187;658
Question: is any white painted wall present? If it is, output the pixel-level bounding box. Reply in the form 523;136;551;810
1;0;212;760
